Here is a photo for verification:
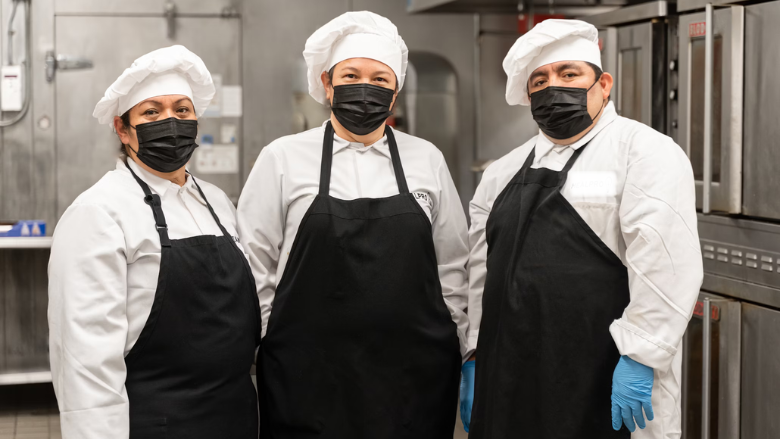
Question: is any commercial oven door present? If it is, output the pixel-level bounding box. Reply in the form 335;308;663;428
615;21;667;133
678;8;744;214
681;292;740;439
741;303;780;438
742;1;780;220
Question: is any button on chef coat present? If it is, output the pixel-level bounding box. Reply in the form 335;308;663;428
48;158;243;439
467;101;703;439
237;123;471;358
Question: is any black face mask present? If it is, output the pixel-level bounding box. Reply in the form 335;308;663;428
330;83;395;136
130;117;199;173
530;76;604;140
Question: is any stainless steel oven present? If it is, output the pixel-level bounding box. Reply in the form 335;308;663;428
677;6;744;214
581;1;671;133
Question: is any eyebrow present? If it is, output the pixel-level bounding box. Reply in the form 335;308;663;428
554;62;585;73
528;70;548;85
174;98;193;105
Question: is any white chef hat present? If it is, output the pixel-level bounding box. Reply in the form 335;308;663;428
503;19;601;106
93;45;215;125
303;11;409;105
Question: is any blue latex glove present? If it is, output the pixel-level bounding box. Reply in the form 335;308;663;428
459;360;475;433
611;355;655;432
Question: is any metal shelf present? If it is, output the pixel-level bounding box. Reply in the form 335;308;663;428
0;370;52;385
0;237;52;249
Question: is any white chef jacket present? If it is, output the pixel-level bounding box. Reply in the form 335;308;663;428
48;158;243;439
236;123;471;359
467;102;703;439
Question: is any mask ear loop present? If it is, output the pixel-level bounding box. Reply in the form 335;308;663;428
587;73;607;122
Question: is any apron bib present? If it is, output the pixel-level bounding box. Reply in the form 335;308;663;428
259;123;461;439
470;144;631;439
124;162;262;439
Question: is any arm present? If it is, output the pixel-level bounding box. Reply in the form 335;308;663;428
465;169;493;356
431;154;471;361
611;135;703;371
48;204;130;439
236;147;286;338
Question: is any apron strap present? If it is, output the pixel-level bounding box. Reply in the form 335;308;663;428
384;126;410;195
319;122;335;196
124;161;171;247
319;122;411;196
189;173;232;239
558;141;591;187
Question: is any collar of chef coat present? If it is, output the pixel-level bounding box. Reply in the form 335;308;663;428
533;101;618;166
322;120;393;159
117;158;204;204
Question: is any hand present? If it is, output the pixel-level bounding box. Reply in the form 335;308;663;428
611;355;654;432
460;360;475;433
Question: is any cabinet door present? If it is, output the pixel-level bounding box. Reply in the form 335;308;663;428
741;303;780;438
54;14;241;217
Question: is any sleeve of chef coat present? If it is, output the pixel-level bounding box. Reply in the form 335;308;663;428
236;146;284;338
610;133;704;371
431;152;471;361
464;163;496;355
48;203;130;439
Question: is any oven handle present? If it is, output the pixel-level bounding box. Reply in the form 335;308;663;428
702;3;714;214
702;297;712;439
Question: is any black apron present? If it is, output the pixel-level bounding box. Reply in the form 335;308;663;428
123;162;262;439
259;122;461;439
469;143;631;439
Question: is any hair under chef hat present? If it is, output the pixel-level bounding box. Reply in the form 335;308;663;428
503;19;601;106
93;45;215;126
303;11;409;105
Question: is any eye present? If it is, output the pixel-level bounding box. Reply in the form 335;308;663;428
144;109;158;116
563;72;577;78
345;74;357;79
534;79;547;87
375;77;387;83
177;107;190;114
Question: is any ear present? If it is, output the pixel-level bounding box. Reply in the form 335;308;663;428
599;72;614;101
114;116;131;145
321;71;333;103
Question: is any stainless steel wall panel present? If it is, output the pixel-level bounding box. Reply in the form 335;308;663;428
54;0;237;15
742;1;780;220
740;303;780;438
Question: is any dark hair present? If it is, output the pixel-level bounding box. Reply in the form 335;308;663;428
326;65;399;92
118;110;131;158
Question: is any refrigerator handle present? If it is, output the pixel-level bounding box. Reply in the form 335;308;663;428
702;3;714;214
701;297;712;439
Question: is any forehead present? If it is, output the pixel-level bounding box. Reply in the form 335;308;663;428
136;94;193;106
333;57;393;74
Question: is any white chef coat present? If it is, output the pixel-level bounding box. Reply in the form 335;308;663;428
236;123;471;359
467;102;703;439
48;158;243;439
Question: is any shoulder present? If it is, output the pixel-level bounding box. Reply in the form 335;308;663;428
263;126;324;156
611;116;690;165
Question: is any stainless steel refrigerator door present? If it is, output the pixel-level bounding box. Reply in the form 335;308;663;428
741;303;780;438
681;292;741;439
678;8;744;213
54;14;241;217
742;2;780;220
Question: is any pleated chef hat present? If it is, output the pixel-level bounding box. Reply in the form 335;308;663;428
503;19;601;106
304;11;409;105
93;45;215;126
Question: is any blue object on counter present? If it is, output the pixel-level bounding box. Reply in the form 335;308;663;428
0;220;46;237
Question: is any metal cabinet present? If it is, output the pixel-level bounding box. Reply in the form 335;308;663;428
53;10;242;217
742;1;780;220
677;7;744;214
740;303;780;438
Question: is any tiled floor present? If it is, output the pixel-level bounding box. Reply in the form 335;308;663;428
0;384;60;439
0;383;468;439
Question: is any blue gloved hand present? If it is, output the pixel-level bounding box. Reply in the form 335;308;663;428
459;360;475;433
611;355;654;432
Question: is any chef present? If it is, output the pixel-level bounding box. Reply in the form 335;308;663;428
458;20;703;439
48;45;261;439
237;11;469;439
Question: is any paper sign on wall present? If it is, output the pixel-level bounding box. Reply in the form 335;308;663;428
195;144;239;174
222;85;243;117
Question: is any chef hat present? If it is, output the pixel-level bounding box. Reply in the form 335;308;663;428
93;45;215;125
503;19;601;106
304;11;409;105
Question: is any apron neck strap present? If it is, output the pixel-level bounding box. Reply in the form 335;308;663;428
319;122;410;196
189;173;232;239
124;160;171;247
